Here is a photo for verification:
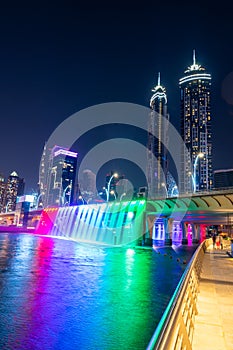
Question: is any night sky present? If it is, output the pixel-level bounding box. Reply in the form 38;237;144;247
0;2;233;192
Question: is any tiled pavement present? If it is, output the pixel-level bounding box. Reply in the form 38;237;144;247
192;241;233;350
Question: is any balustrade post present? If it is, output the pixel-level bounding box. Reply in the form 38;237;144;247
163;217;173;245
181;221;188;244
192;223;200;244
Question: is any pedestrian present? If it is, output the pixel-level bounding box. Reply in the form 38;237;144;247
215;235;220;249
212;233;216;249
219;235;223;250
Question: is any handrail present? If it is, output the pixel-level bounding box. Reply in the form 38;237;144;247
147;239;212;350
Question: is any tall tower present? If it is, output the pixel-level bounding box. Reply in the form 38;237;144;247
179;51;212;193
4;171;25;212
0;174;6;213
38;143;48;193
147;73;169;198
45;146;78;207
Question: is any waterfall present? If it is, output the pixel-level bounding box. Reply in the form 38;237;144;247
35;200;146;247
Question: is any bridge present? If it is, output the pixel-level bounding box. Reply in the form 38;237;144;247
147;190;233;224
145;189;233;245
1;189;233;246
30;189;233;247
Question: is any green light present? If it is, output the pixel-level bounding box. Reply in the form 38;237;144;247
127;212;134;219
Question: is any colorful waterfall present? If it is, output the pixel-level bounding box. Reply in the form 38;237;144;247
35;200;146;247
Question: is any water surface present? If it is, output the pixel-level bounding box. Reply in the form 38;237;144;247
0;233;197;349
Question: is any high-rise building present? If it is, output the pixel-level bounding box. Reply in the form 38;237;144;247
147;73;169;198
179;50;212;193
45;146;78;207
38;142;48;193
0;174;6;213
3;171;25;212
37;142;49;208
214;169;233;189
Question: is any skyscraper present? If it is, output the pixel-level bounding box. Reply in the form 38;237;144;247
45;146;78;207
3;171;25;212
214;169;233;189
179;51;212;193
147;73;169;198
38;142;48;193
0;174;6;213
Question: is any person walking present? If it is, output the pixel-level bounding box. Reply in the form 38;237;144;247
219;234;223;250
212;233;216;249
215;235;220;249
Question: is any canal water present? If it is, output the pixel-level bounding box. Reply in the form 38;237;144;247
0;232;197;350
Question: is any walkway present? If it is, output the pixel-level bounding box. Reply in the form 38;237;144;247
192;241;233;350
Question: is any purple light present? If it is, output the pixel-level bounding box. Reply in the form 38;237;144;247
54;149;78;158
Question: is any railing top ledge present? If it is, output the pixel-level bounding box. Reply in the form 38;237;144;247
147;239;209;350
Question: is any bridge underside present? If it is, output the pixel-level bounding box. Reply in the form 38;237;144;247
146;210;233;226
144;192;233;245
146;192;233;225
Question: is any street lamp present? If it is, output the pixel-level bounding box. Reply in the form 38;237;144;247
36;192;45;209
120;192;126;201
161;182;168;198
5;201;11;213
62;184;71;206
171;185;178;197
110;190;116;200
193;152;204;193
106;173;118;202
78;195;85;205
102;187;108;197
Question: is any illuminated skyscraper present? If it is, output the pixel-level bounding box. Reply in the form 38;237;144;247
3;171;25;212
179;51;212;193
38;142;48;193
45;146;78;207
147;73;169;198
37;142;49;208
0;174;6;213
214;169;233;189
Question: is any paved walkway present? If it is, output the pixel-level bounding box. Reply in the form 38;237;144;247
192;241;233;350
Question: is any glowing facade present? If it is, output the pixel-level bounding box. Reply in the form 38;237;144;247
214;169;233;189
0;174;6;213
179;51;212;193
45;146;78;207
38;142;48;193
3;171;25;212
147;73;169;198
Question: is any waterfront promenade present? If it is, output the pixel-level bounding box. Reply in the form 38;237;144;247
192;241;233;350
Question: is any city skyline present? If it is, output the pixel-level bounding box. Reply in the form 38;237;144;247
0;3;233;191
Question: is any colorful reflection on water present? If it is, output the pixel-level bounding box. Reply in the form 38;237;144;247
0;233;197;350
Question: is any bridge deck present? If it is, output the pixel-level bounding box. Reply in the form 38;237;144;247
192;242;233;350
